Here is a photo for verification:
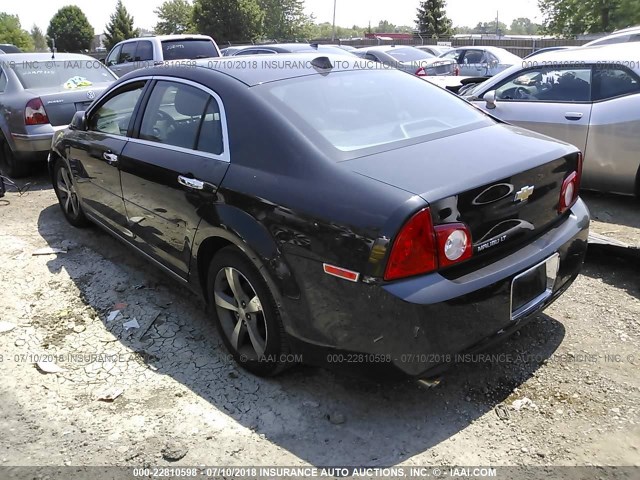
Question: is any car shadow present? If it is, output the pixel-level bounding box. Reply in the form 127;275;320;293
581;191;640;232
583;250;639;300
36;203;566;467
1;166;52;194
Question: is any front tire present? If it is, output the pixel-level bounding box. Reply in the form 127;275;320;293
52;159;90;227
207;246;290;376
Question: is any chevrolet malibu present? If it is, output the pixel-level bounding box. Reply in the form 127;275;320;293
0;53;116;177
49;54;589;379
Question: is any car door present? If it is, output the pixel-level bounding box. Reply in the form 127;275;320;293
119;78;230;278
460;49;488;76
110;41;138;77
583;66;640;194
69;80;148;232
473;65;593;153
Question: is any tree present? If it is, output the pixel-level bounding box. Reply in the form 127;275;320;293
46;6;93;52
0;13;34;51
30;25;47;51
104;0;139;51
539;0;640;36
154;0;194;35
416;0;453;37
258;0;312;40
472;20;508;35
192;0;264;43
509;17;540;35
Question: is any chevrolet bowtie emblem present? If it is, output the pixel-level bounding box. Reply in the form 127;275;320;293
514;185;535;202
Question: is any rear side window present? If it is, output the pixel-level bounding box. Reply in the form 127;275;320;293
260;69;491;153
161;39;218;60
135;41;153;61
139;80;223;155
592;67;640;100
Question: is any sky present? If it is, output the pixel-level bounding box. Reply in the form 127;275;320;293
4;0;543;34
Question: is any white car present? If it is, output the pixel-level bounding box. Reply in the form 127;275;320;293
583;26;640;47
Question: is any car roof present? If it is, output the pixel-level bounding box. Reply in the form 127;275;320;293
583;29;640;46
127;34;213;42
364;45;421;52
132;53;378;87
531;42;640;70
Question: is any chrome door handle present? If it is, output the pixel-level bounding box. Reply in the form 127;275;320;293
565;112;583;120
178;175;204;190
103;152;118;163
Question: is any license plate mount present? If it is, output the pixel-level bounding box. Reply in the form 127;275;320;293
510;253;560;321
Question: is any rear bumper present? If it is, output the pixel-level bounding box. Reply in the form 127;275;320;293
10;125;66;158
284;198;590;378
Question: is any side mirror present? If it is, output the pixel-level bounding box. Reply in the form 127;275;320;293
70;111;87;131
483;90;497;110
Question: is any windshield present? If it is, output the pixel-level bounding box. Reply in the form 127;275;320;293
11;60;116;89
385;47;434;62
259;69;491;153
161;39;219;60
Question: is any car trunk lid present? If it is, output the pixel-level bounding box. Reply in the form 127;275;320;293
28;84;110;126
341;124;580;260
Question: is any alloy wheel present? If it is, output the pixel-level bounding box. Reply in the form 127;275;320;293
214;266;267;360
56;165;80;218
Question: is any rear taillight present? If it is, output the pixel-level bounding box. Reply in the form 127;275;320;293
454;65;460;76
435;223;473;268
415;67;428;77
558;152;583;214
25;98;49;125
384;208;473;281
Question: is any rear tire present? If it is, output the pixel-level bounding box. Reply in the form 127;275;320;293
52;159;90;227
207;246;291;376
0;141;30;178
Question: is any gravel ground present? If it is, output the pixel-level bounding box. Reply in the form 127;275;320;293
0;173;638;470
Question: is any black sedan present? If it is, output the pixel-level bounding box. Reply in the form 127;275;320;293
49;54;589;379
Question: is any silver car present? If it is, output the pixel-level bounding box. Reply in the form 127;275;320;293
439;46;521;77
353;45;457;76
582;26;640;47
463;44;640;196
0;53;116;177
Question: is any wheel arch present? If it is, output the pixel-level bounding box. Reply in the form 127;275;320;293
190;206;301;311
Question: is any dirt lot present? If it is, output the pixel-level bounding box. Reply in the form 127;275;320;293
0;173;639;470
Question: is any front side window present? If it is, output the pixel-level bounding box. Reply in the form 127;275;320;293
119;42;137;63
259;69;491;153
106;44;121;66
495;67;592;102
463;50;485;64
441;49;463;63
88;82;145;135
139;80;222;153
592;67;640;100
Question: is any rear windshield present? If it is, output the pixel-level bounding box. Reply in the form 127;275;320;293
161;39;219;60
386;48;433;62
259;69;491;153
11;61;115;89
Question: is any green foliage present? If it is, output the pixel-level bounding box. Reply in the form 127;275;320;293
47;6;93;52
539;0;640;36
0;13;34;51
193;0;264;43
258;0;312;40
510;17;541;35
30;25;47;51
104;0;139;51
154;0;194;35
472;21;508;35
416;0;453;37
307;22;365;40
